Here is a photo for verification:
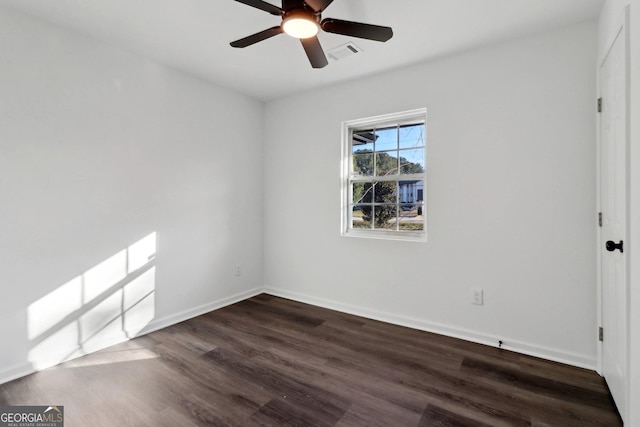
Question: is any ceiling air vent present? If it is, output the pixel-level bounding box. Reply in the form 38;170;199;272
326;42;362;62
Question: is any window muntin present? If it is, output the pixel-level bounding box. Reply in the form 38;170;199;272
342;109;427;241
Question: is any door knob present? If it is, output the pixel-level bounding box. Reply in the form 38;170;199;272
606;240;624;253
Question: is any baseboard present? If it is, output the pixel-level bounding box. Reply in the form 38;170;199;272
263;287;597;371
0;287;263;386
140;287;263;335
1;285;596;386
0;362;36;387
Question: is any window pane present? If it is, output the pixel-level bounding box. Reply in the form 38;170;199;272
352;205;371;229
399;123;425;149
374;126;397;151
399;148;425;174
359;204;374;228
376;151;398;176
398;177;425;231
398;180;424;203
353;152;374;176
372;205;398;230
373;181;397;204
352;129;375;152
399;201;424;231
351;182;369;205
399;219;424;231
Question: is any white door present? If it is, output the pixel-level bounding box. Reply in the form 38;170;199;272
600;19;628;420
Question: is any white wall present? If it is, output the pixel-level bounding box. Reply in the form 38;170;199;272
264;22;598;368
0;6;264;383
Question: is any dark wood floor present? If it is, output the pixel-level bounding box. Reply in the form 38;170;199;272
0;294;621;426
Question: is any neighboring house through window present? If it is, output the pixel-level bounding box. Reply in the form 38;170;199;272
341;108;427;241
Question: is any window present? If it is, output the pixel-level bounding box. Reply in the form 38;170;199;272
341;108;427;241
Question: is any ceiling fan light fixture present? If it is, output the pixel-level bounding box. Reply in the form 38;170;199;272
282;11;319;39
230;0;393;69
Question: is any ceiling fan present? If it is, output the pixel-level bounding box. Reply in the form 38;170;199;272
230;0;393;69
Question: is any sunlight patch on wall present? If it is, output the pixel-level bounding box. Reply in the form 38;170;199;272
128;232;156;272
83;250;127;303
27;232;157;370
28;277;82;341
123;267;155;337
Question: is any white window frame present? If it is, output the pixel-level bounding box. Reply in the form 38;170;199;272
341;108;427;242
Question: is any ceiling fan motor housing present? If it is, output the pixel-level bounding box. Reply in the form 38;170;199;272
282;0;316;13
283;8;320;22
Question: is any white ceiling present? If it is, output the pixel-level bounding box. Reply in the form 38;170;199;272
1;0;603;101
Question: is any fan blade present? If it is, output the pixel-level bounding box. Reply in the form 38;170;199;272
233;0;282;15
282;0;305;12
321;18;393;42
305;0;334;13
230;26;284;48
300;36;328;68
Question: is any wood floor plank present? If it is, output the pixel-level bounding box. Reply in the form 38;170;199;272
247;397;336;427
417;404;495;427
202;347;351;422
461;357;613;410
329;356;529;424
335;402;422;427
249;343;425;425
0;294;622;426
516;355;611;392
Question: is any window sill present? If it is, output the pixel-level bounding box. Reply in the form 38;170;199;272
341;229;427;243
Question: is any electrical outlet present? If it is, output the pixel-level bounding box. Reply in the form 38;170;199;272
235;263;242;277
471;288;483;305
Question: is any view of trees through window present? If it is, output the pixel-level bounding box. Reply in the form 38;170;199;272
349;121;426;232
